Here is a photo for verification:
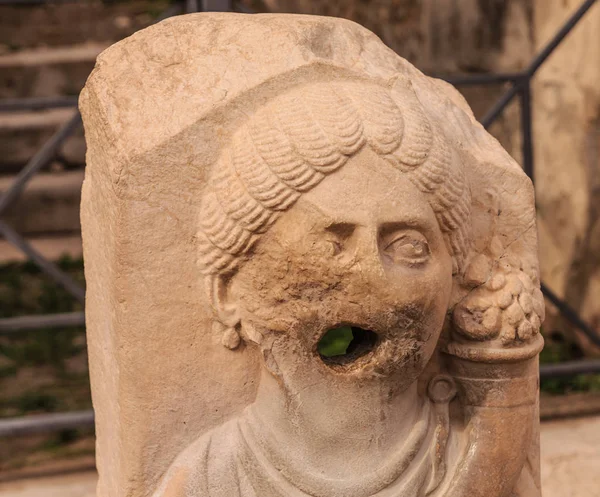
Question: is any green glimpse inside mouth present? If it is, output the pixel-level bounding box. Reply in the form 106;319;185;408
318;326;354;357
318;326;379;364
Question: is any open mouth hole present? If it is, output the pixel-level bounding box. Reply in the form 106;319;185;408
318;326;379;366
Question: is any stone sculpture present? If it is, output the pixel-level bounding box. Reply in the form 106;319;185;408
80;12;544;497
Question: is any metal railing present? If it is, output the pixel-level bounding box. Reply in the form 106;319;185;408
0;0;598;437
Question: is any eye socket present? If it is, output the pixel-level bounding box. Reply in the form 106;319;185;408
324;223;354;256
330;240;343;256
382;230;430;265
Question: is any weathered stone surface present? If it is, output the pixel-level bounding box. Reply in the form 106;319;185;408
80;13;544;497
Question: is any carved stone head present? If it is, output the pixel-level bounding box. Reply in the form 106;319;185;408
80;13;544;497
202;79;471;391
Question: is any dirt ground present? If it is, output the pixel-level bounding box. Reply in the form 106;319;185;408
0;470;96;497
540;415;600;497
1;415;599;497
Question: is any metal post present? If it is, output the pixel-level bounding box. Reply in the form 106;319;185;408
481;82;522;130
186;0;198;12
0;111;82;216
0;220;86;304
525;0;598;78
0;312;86;334
201;0;232;12
540;359;600;379
0;411;94;438
541;283;600;346
155;1;185;22
479;0;597;130
520;80;534;182
438;72;522;86
0;96;79;113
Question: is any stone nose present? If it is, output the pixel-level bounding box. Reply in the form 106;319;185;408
344;227;387;289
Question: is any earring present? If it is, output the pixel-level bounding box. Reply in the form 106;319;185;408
213;321;241;350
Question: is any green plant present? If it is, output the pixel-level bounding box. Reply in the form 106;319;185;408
539;327;600;394
0;257;86;373
16;392;59;414
318;326;354;357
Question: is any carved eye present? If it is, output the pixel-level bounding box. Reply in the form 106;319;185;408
383;231;430;265
330;240;343;256
325;223;354;256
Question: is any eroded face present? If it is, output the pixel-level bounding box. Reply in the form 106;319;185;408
229;148;454;388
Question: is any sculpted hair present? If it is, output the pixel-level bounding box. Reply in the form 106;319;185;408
197;79;472;276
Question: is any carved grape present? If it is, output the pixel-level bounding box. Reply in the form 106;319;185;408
453;254;545;344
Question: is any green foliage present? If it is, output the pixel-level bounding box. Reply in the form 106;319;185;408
0;255;85;318
0;364;17;378
0;257;90;418
0;328;84;373
540;330;600;394
541;374;600;395
16;391;59;414
318;326;354;357
41;429;81;451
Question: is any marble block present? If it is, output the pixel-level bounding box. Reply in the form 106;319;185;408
80;13;544;497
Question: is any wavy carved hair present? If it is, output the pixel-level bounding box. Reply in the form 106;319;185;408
197;79;472;276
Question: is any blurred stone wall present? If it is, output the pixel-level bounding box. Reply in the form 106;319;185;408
256;0;534;72
533;0;600;351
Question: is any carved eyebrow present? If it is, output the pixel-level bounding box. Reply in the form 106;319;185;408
378;220;434;238
298;201;361;232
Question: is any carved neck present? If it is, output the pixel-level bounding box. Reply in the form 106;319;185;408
246;362;423;487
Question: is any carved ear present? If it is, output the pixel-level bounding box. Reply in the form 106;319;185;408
208;274;242;350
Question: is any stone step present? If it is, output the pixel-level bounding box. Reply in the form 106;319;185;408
0;43;106;100
0;170;83;237
0;108;85;170
0;234;82;264
0;1;162;50
0;468;96;496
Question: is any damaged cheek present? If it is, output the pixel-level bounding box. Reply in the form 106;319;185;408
401;273;452;319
